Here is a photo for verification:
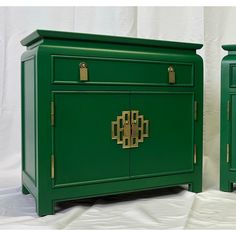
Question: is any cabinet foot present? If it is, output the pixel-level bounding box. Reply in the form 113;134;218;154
220;181;233;192
22;185;30;195
188;182;202;193
36;199;55;217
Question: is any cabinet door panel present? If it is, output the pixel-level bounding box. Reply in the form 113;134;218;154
230;95;236;170
53;92;130;187
130;92;194;177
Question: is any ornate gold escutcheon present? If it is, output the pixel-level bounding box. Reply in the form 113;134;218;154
112;110;149;149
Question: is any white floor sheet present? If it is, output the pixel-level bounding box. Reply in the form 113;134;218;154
1;173;236;229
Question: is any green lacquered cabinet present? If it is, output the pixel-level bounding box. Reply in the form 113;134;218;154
220;45;236;191
21;30;203;216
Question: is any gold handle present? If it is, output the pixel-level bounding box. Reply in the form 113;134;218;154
123;111;131;149
131;111;139;147
168;66;175;84
79;62;88;81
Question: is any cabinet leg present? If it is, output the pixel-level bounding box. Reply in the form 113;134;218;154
220;180;233;192
188;182;202;193
22;185;30;195
36;198;55;217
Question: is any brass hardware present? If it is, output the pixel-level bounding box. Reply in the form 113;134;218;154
227;100;230;120
168;66;175;84
79;62;88;81
123;111;131;148
194;101;197;121
112;110;149;149
51;154;55;179
131;110;139;148
112;111;131;149
194;144;197;164
227;144;230;163
51;101;55;126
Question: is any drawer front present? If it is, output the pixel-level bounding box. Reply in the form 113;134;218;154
52;55;194;86
230;64;236;87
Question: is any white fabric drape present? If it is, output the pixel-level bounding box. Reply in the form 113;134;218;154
1;6;236;229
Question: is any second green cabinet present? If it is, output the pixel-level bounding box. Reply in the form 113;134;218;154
221;45;236;191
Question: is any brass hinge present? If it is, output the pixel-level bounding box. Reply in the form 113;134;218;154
194;144;197;164
51;154;55;179
227;144;230;163
227;100;230;121
51;101;55;126
194;101;197;121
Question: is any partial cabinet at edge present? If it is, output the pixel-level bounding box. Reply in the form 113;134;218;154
230;95;236;170
221;45;236;191
53;91;196;188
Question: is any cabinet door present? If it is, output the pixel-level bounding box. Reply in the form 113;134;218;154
230;95;236;170
130;92;195;178
53;91;130;187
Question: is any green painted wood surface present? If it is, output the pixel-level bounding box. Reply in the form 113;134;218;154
54;91;130;187
220;48;236;191
21;30;203;216
130;92;195;177
52;55;194;86
22;58;36;183
231;95;236;171
21;29;202;50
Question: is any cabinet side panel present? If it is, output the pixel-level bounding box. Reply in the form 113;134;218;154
22;58;36;183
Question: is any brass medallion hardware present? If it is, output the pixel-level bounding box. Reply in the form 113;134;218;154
227;100;230;121
51;154;55;179
194;144;197;164
112;110;149;149
168;66;175;84
79;62;88;81
51;101;55;126
227;144;230;163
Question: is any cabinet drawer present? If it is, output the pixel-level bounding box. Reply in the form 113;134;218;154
230;64;236;87
52;55;194;86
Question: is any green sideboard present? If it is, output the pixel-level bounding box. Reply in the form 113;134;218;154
220;45;236;191
21;30;203;216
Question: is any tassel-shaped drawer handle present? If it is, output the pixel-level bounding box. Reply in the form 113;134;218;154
168;66;175;84
79;62;88;81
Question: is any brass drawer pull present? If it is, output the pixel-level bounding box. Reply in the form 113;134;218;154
79;62;88;81
168;66;175;84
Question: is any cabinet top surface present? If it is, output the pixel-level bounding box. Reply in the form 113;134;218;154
222;44;236;51
21;29;203;50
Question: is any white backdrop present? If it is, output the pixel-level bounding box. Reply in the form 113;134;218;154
1;6;236;229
